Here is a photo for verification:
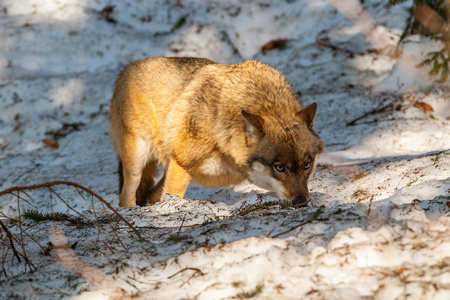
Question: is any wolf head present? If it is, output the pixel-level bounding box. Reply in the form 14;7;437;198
243;103;324;206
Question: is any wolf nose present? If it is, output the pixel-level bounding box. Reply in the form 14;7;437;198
292;195;309;207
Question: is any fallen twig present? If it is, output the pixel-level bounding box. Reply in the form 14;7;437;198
271;217;329;238
220;30;244;60
347;101;394;126
168;267;205;279
367;195;374;216
0;219;21;263
0;219;35;270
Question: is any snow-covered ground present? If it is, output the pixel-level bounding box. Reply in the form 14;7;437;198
1;0;449;299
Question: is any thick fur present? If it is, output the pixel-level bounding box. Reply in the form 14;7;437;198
110;57;324;207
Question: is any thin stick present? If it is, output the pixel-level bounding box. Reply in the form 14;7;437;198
50;189;54;215
367;195;374;216
90;193;102;242
19;223;48;253
271;218;329;238
16;191;33;272
167;267;204;279
76;187;88;202
347;101;393;126
0;219;21;263
177;214;187;237
7;192;37;208
48;187;95;226
18;190;38;209
220;30;244;61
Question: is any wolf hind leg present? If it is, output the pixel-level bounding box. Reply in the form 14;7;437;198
136;160;159;206
147;173;166;205
163;158;192;200
118;157;124;194
147;158;192;204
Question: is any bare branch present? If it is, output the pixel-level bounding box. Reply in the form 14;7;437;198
0;181;141;239
0;219;34;270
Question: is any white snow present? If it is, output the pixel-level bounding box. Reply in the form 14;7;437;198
1;0;450;299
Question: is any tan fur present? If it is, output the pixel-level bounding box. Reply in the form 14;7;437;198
110;57;324;207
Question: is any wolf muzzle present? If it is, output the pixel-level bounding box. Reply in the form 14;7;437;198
292;195;309;206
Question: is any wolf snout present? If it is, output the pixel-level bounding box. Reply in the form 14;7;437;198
292;195;309;207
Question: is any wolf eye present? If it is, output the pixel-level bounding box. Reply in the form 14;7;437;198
274;164;285;172
304;163;311;170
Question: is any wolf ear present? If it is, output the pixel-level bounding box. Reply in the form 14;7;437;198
296;102;317;129
242;111;265;145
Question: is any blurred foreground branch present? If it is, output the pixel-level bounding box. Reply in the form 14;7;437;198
50;225;132;299
413;3;450;81
329;0;450;82
0;180;142;280
326;0;428;85
0;181;141;239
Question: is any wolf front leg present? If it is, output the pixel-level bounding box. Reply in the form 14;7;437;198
118;136;149;207
160;158;192;202
119;165;142;207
